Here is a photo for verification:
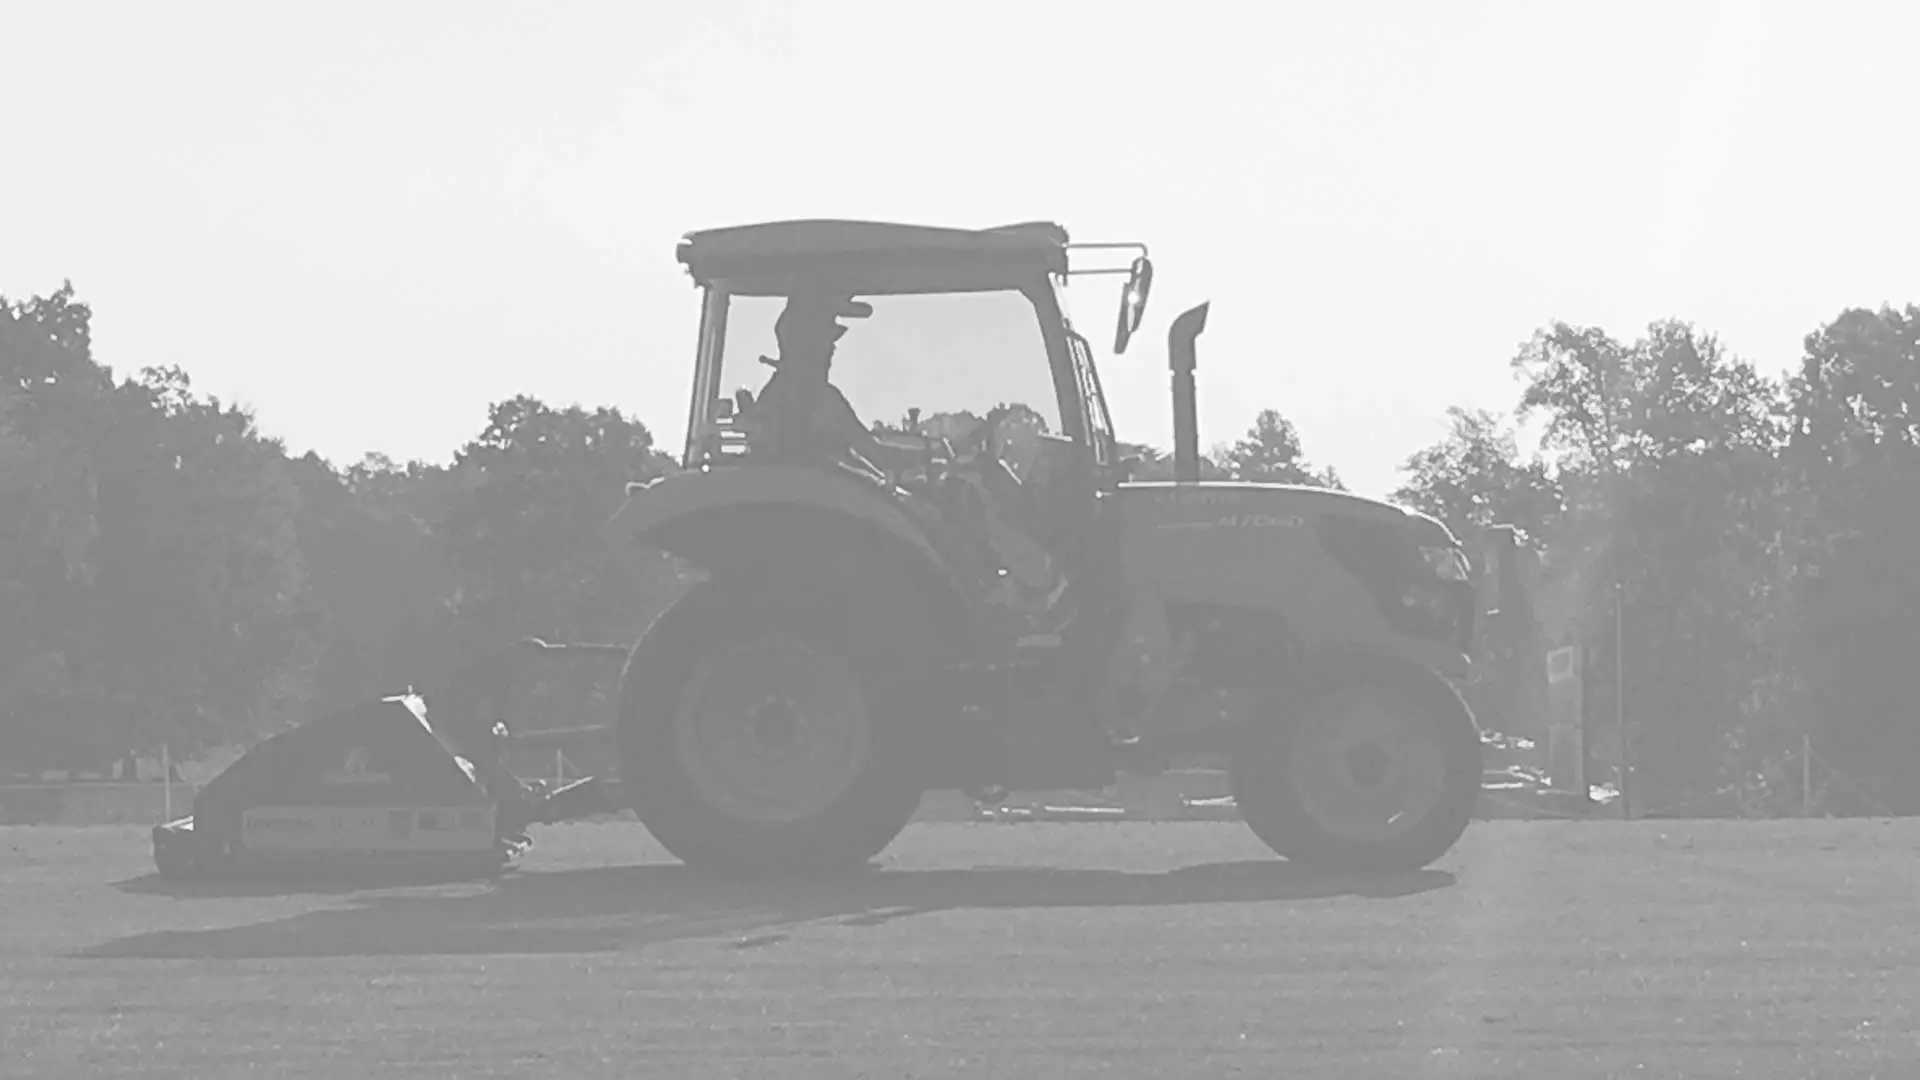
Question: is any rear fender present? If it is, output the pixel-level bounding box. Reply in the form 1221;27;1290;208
610;467;983;661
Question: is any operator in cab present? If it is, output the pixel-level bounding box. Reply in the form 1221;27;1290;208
742;289;1068;630
743;290;903;479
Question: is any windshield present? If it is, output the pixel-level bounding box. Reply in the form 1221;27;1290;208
712;287;1067;475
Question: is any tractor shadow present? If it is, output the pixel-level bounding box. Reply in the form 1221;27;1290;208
83;858;1453;961
109;864;515;899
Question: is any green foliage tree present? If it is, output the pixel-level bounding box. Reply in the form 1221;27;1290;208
1784;304;1920;812
1392;406;1562;544
437;395;680;650
1390;316;1835;814
1214;409;1344;489
0;286;311;765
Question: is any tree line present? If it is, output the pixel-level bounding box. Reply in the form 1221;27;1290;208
5;281;1917;816
1389;308;1920;817
0;284;684;771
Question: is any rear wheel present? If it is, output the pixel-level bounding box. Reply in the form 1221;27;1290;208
1231;663;1481;875
621;583;925;873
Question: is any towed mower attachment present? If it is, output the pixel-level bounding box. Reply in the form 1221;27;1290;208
152;638;631;882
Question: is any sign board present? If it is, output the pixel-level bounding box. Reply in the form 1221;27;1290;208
1543;645;1585;793
1546;646;1578;684
240;805;496;853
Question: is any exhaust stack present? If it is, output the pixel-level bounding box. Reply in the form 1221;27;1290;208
1168;301;1210;484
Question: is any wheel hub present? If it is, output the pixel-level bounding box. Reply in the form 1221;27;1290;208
673;631;873;825
1345;741;1393;791
1286;687;1449;843
750;697;801;754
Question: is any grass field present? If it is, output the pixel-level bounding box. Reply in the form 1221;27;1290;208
4;819;1918;1078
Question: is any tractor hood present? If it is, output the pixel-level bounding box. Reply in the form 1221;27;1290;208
1116;481;1462;547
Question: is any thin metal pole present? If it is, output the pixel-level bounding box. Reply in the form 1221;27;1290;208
1595;337;1630;821
1802;732;1812;818
1615;582;1629;819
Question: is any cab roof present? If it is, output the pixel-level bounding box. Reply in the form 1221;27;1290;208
675;219;1071;296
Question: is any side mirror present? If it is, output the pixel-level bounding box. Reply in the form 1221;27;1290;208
714;397;736;421
1111;255;1154;355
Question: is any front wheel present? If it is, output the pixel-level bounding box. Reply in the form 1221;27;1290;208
1231;662;1482;875
620;584;925;873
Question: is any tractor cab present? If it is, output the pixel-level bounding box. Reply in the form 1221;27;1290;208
677;219;1147;474
673;219;1153;628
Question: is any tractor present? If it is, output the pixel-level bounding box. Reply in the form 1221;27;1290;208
609;219;1486;875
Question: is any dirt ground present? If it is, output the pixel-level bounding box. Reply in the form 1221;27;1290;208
4;819;1918;1078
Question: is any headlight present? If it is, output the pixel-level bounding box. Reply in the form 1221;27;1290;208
1419;545;1472;582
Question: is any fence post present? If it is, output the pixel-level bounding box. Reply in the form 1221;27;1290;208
161;744;172;821
1802;732;1812;818
1614;583;1631;820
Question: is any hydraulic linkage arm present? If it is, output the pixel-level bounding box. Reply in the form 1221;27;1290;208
432;637;634;835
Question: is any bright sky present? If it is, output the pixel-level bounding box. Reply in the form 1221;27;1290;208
4;0;1915;498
